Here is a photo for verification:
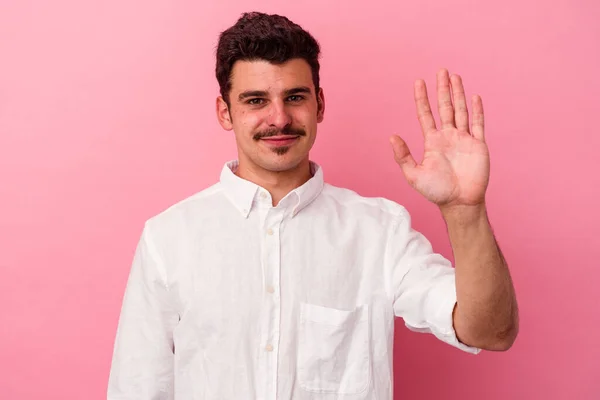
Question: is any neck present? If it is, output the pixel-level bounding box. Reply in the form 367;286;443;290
235;158;312;206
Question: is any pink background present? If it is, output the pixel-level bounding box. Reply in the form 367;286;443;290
1;0;599;399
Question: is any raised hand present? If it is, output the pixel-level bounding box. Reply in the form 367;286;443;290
390;69;490;209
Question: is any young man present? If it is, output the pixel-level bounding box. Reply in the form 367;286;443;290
108;11;518;400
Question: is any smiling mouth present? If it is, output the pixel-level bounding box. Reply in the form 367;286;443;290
260;136;300;146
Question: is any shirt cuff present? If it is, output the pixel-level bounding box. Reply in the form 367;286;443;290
405;276;481;355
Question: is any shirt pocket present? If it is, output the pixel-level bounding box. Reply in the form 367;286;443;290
297;302;370;395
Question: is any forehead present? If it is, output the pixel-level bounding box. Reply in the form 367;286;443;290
229;58;314;94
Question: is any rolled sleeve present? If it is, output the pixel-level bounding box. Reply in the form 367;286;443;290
403;273;481;354
386;207;480;355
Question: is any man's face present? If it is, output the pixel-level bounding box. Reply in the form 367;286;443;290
216;58;324;173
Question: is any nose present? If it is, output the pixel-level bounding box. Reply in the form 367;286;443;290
266;99;292;129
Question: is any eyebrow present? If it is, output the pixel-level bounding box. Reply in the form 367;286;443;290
285;86;312;96
237;86;313;102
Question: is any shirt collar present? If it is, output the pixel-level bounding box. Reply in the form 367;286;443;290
219;160;324;218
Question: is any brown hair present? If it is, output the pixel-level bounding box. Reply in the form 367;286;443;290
215;12;321;106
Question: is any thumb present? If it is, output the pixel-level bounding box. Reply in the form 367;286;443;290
389;135;418;183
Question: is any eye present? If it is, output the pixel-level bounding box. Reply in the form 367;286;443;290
247;98;265;105
287;95;304;102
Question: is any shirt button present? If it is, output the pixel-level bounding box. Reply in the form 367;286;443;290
265;344;274;352
267;228;273;236
266;285;275;294
260;192;268;199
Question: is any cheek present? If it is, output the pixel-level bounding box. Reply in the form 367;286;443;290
294;108;317;128
233;111;263;137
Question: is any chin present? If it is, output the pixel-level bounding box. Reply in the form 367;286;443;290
258;154;306;173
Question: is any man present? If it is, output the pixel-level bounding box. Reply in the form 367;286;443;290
107;11;518;400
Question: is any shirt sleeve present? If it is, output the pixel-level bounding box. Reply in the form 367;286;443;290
386;207;481;355
107;223;179;399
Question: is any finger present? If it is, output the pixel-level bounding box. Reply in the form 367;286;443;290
471;94;485;141
390;135;419;184
414;79;437;135
450;74;469;133
437;69;455;129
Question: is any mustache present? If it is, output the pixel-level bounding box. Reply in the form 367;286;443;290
253;126;306;141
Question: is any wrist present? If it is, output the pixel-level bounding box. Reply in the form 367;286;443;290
440;202;488;226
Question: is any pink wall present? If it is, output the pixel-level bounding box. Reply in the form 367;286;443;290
1;0;599;398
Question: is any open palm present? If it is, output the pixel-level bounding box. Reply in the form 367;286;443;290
391;69;490;208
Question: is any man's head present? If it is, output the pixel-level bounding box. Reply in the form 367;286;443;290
215;12;325;174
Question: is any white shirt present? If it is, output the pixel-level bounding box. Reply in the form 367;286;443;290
107;160;480;400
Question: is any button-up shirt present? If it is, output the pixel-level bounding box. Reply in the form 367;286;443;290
107;160;480;400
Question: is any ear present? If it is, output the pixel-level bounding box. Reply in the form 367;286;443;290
216;96;233;131
316;87;325;123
